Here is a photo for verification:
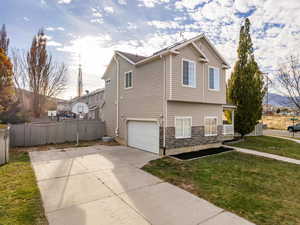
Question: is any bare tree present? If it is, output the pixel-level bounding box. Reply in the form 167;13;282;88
25;29;67;117
11;48;27;91
276;55;300;110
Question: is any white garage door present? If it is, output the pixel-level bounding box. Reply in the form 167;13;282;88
127;121;159;154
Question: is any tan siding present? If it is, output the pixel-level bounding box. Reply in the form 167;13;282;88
195;39;226;104
169;39;226;104
117;55;164;139
103;35;228;141
102;60;117;137
167;101;223;127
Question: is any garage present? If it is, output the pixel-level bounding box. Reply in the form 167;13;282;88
127;120;160;154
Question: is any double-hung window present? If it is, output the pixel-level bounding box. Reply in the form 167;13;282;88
208;67;220;91
175;117;192;138
204;117;218;136
125;71;132;89
182;59;196;88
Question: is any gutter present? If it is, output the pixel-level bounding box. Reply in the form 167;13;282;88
113;55;120;136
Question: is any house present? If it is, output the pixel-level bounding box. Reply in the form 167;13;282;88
68;88;105;120
102;34;235;155
15;88;64;120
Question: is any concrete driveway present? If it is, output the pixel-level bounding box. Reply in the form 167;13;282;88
30;145;254;225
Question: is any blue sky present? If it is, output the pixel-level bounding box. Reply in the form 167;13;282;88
3;0;300;99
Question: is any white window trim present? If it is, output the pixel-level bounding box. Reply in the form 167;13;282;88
181;58;196;88
124;71;133;89
204;116;218;137
175;116;192;139
208;66;220;91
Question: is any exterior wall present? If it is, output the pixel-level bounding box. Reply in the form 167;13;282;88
103;61;117;136
103;55;164;140
160;125;223;149
167;101;223;127
163;101;224;149
118;55;164;140
168;40;226;104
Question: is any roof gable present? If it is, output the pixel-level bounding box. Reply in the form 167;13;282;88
102;34;229;79
116;51;147;64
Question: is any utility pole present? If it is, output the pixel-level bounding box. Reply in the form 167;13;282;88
77;64;83;97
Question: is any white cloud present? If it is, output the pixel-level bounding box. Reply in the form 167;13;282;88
46;27;65;31
44;35;52;40
47;41;62;47
23;17;30;21
90;19;103;24
147;20;180;29
90;8;103;24
117;0;127;5
138;0;169;8
127;22;138;30
104;6;114;14
175;0;209;9
234;0;255;13
57;0;72;4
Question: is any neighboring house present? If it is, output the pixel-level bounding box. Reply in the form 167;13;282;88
16;88;63;116
57;100;71;112
69;88;105;120
102;34;235;155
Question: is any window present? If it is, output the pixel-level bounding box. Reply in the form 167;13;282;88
175;117;192;138
208;67;220;91
182;59;196;88
125;71;133;89
105;79;111;87
204;117;218;136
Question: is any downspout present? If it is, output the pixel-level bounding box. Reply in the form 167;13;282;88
113;55;119;136
161;54;167;156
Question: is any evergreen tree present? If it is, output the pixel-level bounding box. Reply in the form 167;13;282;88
227;18;265;137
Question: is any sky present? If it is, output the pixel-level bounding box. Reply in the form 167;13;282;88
2;0;300;99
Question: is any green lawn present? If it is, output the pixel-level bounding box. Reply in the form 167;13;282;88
143;152;300;225
227;136;300;160
0;152;47;225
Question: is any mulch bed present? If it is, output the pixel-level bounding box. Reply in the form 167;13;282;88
170;147;234;160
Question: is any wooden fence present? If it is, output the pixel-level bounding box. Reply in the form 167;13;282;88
9;120;105;147
0;127;10;165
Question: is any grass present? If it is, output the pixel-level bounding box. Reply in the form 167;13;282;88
0;124;7;129
11;139;120;152
143;152;300;225
227;136;300;160
0;151;47;225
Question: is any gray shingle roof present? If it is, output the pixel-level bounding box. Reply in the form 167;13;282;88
117;51;147;63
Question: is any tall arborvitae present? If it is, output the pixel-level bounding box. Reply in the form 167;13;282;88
227;18;265;137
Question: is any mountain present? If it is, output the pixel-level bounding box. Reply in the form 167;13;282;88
264;93;294;107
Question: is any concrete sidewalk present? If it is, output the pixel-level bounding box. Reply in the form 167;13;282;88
30;145;255;225
232;146;300;165
264;134;300;144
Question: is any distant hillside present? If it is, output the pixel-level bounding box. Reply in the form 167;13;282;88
264;93;294;107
